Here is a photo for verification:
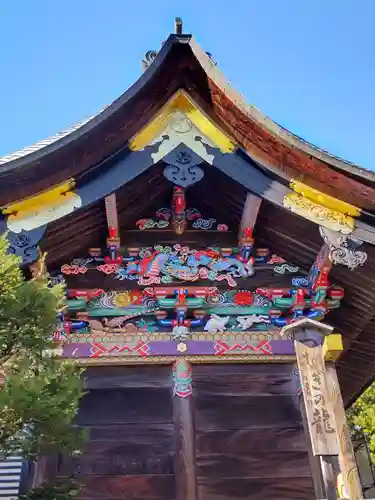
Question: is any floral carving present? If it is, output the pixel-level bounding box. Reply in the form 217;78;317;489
283;193;355;234
319;227;367;270
233;291;253;306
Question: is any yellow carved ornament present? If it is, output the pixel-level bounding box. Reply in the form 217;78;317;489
323;333;343;361
129;89;235;153
290;180;360;217
2;179;76;218
283;192;355;234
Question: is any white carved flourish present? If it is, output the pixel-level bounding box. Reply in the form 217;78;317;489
319;226;367;270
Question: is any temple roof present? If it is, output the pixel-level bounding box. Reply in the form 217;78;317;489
0;38;372;181
0;110;105;166
1;34;375;209
1;24;375;407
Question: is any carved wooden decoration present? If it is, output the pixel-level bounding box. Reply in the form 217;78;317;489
295;341;339;456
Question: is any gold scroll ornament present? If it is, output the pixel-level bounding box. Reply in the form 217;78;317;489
2;179;82;233
295;341;339;456
284;193;355;234
290;180;360;218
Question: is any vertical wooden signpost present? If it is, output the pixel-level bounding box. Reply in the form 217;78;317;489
295;341;339;500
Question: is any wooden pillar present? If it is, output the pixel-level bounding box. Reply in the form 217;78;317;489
173;359;197;500
324;335;364;499
294;368;326;499
320;456;339;500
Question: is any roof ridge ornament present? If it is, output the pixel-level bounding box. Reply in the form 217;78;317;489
175;17;183;35
141;50;158;71
141;17;183;72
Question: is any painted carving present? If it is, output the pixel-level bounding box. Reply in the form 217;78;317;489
170;112;193;134
274;264;300;275
5;226;46;266
61;278;344;338
57;206;344;346
204;314;230;333
163;144;204;187
134;197;228;233
192;218;216;229
172;325;190;340
171;186;187;234
236;315;270;330
136;219;169;230
283;192;355;234
6;192;82;233
292;277;309;287
290;179;360;218
173;359;192;398
57;275;345;363
61;244;301;287
111;245;254;287
319;227;367;270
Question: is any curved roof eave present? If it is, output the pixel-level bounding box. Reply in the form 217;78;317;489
0;33;373;185
187;37;375;183
0;35;191;173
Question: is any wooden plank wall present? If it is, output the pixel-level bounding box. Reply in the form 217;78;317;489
46;364;315;500
193;364;315;500
56;366;175;500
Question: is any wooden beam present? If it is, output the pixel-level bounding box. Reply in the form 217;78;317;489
173;359;197;500
320;456;339;500
238;193;262;241
104;193;119;238
105;193;121;261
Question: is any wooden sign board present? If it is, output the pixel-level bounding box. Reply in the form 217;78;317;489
295;341;339;456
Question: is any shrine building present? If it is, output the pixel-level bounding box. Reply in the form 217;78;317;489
1;18;375;500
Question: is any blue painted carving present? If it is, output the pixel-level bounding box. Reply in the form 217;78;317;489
162;144;204;187
0;217;46;266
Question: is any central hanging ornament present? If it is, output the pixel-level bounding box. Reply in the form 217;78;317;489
163;144;205;188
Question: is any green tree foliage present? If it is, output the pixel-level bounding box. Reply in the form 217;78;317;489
18;479;80;500
0;235;85;496
347;382;375;464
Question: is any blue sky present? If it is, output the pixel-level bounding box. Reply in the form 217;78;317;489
0;0;374;169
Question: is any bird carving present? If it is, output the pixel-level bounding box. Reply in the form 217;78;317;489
89;316;132;331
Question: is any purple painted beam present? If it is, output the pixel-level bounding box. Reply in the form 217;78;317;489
61;339;295;359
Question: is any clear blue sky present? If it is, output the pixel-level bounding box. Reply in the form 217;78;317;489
0;1;374;170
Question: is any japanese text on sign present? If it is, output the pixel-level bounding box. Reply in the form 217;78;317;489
295;341;339;456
